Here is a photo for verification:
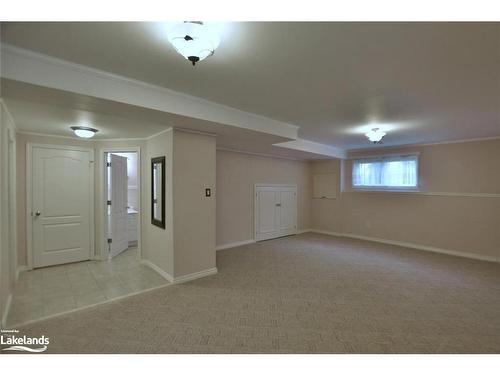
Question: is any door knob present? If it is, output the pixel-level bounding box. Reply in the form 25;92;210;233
275;203;281;207
35;210;41;217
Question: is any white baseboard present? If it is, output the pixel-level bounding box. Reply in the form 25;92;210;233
297;228;314;234
1;294;13;329
2;265;31;328
304;229;343;237
173;267;218;284
140;260;174;283
141;260;218;284
16;265;31;282
215;230;315;250
307;229;499;263
216;239;255;251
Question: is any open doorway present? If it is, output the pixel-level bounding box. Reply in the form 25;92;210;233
104;151;140;260
8;146;169;327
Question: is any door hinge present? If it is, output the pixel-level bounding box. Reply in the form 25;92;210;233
107;238;112;244
107;200;111;205
107;162;111;167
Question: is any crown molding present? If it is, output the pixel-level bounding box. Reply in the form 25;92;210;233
0;98;17;130
216;147;304;161
274;138;347;159
15;130;93;141
172;127;217;138
1;44;299;141
145;127;173;140
348;135;500;153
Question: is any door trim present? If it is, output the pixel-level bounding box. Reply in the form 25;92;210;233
26;143;95;269
100;147;142;261
7;128;17;285
254;183;298;241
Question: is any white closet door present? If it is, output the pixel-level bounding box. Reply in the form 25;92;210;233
109;154;129;258
255;188;280;240
278;188;297;235
255;185;297;241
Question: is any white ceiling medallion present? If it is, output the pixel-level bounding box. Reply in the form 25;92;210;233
71;126;98;138
365;128;386;143
166;21;221;66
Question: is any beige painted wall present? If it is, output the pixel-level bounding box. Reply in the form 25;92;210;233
173;130;216;277
216;150;311;246
10;128;500;294
311;139;500;259
310;159;343;233
0;101;17;327
345;139;500;193
15;128;215;280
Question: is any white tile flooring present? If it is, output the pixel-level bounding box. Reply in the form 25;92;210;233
8;248;170;327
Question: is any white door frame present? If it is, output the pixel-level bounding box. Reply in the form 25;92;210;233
7;128;17;281
26;143;95;270
99;147;142;261
254;183;298;241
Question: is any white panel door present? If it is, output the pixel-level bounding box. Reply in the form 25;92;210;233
109;154;129;258
255;188;279;240
255;185;297;241
32;146;92;268
278;189;297;235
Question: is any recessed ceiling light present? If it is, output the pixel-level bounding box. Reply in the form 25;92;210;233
71;126;98;138
166;21;221;66
365;128;386;143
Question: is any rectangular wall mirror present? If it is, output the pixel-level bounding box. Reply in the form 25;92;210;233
151;156;165;229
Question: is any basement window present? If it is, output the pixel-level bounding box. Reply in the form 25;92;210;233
352;154;418;191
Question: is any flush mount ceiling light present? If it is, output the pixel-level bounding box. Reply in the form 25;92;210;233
166;21;221;66
365;128;386;143
71;126;98;138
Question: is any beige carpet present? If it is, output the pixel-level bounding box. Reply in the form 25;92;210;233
4;233;500;353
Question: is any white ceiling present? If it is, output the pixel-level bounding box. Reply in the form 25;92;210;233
2;79;332;160
1;22;499;150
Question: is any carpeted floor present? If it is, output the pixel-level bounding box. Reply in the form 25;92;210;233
4;233;500;353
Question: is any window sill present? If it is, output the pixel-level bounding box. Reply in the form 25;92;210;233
350;188;421;193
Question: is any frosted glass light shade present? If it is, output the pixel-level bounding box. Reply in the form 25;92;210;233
166;22;221;65
365;128;386;143
71;126;98;138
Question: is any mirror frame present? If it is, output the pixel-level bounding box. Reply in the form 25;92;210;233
151;156;166;229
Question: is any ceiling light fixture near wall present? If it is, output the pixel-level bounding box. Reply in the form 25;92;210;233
365;128;386;143
166;21;221;66
71;126;98;138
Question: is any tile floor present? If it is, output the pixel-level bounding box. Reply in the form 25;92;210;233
7;247;170;327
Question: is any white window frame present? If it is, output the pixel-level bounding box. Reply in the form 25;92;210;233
351;153;420;192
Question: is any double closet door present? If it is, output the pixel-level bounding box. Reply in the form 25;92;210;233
254;184;297;241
